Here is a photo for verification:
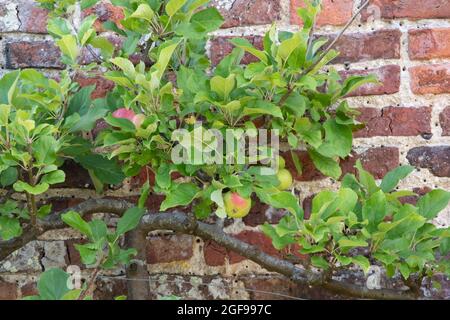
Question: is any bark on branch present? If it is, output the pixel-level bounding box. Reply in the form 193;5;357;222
0;198;415;300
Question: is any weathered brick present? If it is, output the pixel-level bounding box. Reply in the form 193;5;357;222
361;0;450;21
409;28;450;60
341;65;401;96
283;147;399;181
5;41;63;69
341;147;399;179
83;2;124;32
209;36;263;65
0;280;17;300
94;277;127;300
56;160;94;189
204;231;297;266
212;0;282;28
74;74;115;99
291;0;353;26
18;0;49;34
355;107;432;137
332;30;401;63
407;146;450;177
410;64;450;95
146;234;193;264
440;106;450;136
243;198;287;227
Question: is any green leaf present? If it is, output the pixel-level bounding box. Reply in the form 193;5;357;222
338;238;368;249
0;216;22;241
210;74;235;100
13;181;49;195
317;119;353;158
89;219;108;242
116;207;145;236
34;136;58;165
41;170;66;185
399;263;411;280
308;149;341;179
56;35;79;62
0;71;20;105
341;75;379;97
243;100;283;118
277;33;302;62
67;86;94;116
355;160;379;195
110;57;136;79
77;15;97;45
69;105;108;132
229;38;268;64
130;4;154;22
362;190;387;232
61;211;92;238
417;189;450;220
190;7;223;32
311;256;329;270
166;0;187;17
160;183;200;211
138;182;150;209
151;41;180;87
380;165;415;193
37;268;70;300
0;167;18;187
75;154;125;185
352;255;370;274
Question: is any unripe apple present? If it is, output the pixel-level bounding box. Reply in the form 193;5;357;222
276;168;293;191
224;192;252;219
272;156;285;170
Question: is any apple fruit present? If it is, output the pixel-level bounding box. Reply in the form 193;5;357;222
276;168;293;190
112;108;136;121
112;108;145;128
224;192;252;219
274;156;285;169
131;114;145;128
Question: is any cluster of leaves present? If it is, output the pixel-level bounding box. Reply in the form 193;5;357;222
0;68;124;240
61;206;145;268
263;162;450;281
61;0;376;221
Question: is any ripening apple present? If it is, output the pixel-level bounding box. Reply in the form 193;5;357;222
224;192;252;219
112;108;145;128
276;168;293;191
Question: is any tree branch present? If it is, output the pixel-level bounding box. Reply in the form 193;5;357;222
0;198;416;300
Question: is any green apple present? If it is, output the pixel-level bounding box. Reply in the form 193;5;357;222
224;192;252;219
276;168;293;190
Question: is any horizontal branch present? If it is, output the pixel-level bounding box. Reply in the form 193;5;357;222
0;199;415;300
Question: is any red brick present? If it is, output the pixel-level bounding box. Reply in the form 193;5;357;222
74;74;115;99
440;106;450;136
18;1;49;34
291;0;353;26
243;197;287;227
19;281;38;297
209;36;263;65
5;41;63;69
361;0;450;21
332;30;401;63
340;65;401;96
204;231;302;266
355;107;432;137
146;234;193;264
410;64;450;95
65;239;87;267
83;2;124;32
409;28;450;60
212;0;282;28
283;147;399;181
341;147;399;179
0;281;17;300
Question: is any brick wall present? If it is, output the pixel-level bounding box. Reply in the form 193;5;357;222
0;0;450;300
